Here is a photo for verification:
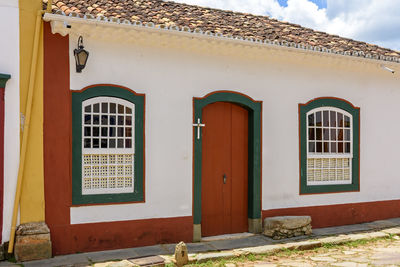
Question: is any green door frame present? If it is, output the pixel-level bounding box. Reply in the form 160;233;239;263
192;91;262;241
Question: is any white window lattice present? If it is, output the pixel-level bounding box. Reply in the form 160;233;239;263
306;107;352;185
82;97;135;195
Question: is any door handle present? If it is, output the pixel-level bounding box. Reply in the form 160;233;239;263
223;174;227;184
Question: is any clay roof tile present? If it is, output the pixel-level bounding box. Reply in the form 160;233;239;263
47;0;400;60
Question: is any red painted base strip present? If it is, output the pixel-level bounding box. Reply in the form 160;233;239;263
50;216;193;255
263;199;400;228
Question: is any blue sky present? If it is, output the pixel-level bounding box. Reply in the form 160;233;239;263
173;0;400;51
278;0;326;8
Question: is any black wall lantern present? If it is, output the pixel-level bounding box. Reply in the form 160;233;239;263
74;36;89;73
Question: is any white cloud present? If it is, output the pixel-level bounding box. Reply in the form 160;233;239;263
173;0;400;51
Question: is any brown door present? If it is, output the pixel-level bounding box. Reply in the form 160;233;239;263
201;102;248;237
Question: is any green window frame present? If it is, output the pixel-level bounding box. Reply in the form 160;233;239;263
72;85;145;205
0;74;11;88
299;97;360;194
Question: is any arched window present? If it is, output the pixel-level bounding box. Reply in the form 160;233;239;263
306;107;352;185
299;98;359;194
72;85;145;204
82;97;135;195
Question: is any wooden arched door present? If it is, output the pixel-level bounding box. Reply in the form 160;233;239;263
201;102;248;236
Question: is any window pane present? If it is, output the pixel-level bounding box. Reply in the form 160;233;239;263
84;105;91;112
93;115;99;125
323;142;329;153
330;111;336;127
110;103;116;113
345;142;351;153
84;127;91;137
338;113;343;127
93;138;99;148
84;115;91;125
126;139;132;148
308;128;315;140
109;127;116;137
118;104;124;114
126;107;132;114
323;128;329;140
93;103;100;113
126;116;132;126
110;115;116;125
330;129;336;140
338;129;343;141
316;142;322;152
308;114;314;126
323;111;329;127
315;112;322;126
316;128;322;140
344;116;350;128
117;139;124;148
118;127;124;137
93;127;99;137
330;142;337;153
101;103;108;113
101;127;107;137
101;115;108;125
345;129;350;141
309;142;315;153
118;116;124;125
338;142;343;153
84;138;91;148
109;139;116;148
126;127;132;137
101;139;107;148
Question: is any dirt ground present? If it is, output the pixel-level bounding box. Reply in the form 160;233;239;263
194;236;400;267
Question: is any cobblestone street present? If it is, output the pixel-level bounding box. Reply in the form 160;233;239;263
216;236;400;267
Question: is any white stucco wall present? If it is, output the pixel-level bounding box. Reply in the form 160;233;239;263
68;32;400;224
0;0;20;242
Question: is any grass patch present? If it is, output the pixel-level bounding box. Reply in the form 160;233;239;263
323;235;394;250
7;255;17;263
275;248;300;256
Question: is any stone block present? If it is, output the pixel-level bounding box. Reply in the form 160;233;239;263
238;244;283;255
248;218;263;233
174;241;188;267
263;216;312;240
129;255;165;266
94;260;135;267
15;222;50;236
196;252;235;263
193;224;201;242
264;216;311;230
14;222;52;262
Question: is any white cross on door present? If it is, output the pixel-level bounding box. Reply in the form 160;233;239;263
193;118;205;140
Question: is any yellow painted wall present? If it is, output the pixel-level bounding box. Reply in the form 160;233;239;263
19;0;45;223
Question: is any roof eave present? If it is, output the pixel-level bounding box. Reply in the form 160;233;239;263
43;12;400;66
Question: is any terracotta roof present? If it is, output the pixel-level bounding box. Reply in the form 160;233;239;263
44;0;400;61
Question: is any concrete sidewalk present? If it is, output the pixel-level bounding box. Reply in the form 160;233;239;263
2;217;400;267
